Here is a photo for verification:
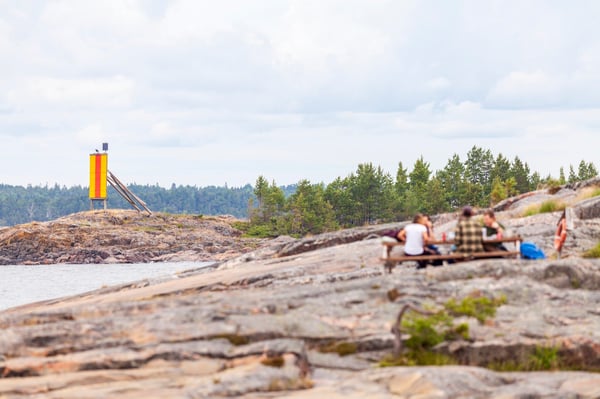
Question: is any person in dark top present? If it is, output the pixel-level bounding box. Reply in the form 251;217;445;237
482;209;507;251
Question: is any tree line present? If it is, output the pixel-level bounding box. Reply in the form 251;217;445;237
245;146;597;237
0;184;262;227
0;146;597;231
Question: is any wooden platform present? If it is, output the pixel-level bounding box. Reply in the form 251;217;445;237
381;236;522;273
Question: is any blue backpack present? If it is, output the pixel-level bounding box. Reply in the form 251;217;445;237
520;242;546;260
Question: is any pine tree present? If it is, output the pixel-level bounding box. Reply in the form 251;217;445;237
490;177;508;205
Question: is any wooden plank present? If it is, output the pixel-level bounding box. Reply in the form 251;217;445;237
383;251;520;263
381;236;522;247
383;254;468;262
470;251;521;259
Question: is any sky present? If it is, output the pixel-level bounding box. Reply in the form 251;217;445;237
1;0;599;188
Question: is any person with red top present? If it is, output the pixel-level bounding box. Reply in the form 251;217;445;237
554;210;567;258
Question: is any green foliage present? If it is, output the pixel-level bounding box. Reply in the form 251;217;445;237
578;160;598;181
379;351;455;367
0;183;257;226
402;311;453;351
401;295;505;351
246;223;280;238
283;180;338;235
543;178;563;194
559;167;566;184
530;345;559;370
490;177;507;205
539;200;566;213
488;345;560;371
1;150;597;238
522;200;566;217
583;242;600;258
445;295;506;324
511;156;533;194
437;153;467;209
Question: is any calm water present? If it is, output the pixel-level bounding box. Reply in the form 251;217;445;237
0;262;213;311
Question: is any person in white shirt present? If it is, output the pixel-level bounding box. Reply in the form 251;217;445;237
398;213;431;269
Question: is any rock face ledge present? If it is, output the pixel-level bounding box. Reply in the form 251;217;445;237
0;210;261;265
1;185;600;398
1;236;599;398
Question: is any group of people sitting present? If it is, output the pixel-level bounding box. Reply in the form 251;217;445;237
386;206;506;269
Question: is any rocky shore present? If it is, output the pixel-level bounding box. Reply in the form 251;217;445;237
0;210;262;265
0;184;600;398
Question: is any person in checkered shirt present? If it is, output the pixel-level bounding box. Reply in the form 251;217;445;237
454;206;484;254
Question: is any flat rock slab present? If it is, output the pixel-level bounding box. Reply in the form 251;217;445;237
1;235;600;397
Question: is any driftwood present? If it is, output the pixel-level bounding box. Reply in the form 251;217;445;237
391;303;436;357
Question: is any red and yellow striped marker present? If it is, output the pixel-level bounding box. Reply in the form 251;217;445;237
89;153;108;199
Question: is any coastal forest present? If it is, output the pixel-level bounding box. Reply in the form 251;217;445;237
0;146;597;234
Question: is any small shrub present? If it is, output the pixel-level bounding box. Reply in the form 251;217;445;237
446;322;470;341
444;295;506;324
488;345;560;371
530;345;559;370
522;204;541;217
231;221;249;231
522;200;566;217
539;200;566;214
402;311;453;351
583;242;600;258
246;224;278;238
386;295;506;368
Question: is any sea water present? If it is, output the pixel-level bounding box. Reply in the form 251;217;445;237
0;262;214;311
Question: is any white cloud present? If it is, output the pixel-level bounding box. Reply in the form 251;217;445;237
487;71;563;108
0;1;600;189
427;77;451;90
7;76;135;109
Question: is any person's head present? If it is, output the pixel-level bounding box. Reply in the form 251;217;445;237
557;210;566;225
461;206;474;218
483;209;496;226
412;213;424;224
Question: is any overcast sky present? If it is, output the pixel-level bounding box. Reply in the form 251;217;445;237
1;0;599;188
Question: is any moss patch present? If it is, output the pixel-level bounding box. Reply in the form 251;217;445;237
445;295;507;324
583;242;600;258
381;293;507;368
318;341;358;356
488;345;561;371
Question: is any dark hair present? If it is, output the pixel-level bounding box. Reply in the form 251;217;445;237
483;209;495;218
412;213;423;223
557;210;566;225
462;206;474;217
